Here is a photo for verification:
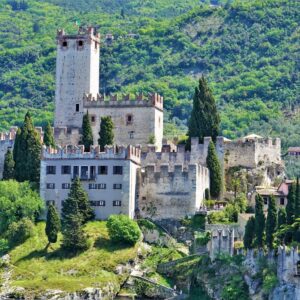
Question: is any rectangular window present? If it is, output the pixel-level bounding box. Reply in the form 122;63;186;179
90;166;96;179
98;166;108;175
73;166;79;179
90;200;105;207
129;131;134;139
113;183;122;190
62;183;71;189
113;166;123;175
46;183;55;189
81;166;88;180
61;165;71;175
98;183;106;189
46;166;56;175
280;197;285;205
46;200;55;206
113;200;122;207
263;197;268;205
76;104;80;112
89;183;106;189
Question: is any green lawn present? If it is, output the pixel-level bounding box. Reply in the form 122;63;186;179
7;221;138;297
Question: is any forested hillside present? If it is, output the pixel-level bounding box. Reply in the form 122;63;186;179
0;0;299;150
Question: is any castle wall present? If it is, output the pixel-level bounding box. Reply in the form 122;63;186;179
54;27;100;129
84;93;163;150
139;163;209;220
40;145;141;220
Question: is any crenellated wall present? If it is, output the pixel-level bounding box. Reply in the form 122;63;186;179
139;163;209;220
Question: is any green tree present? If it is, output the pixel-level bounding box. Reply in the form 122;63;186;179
98;116;114;151
107;215;141;245
254;194;265;248
295;178;300;219
206;141;222;199
45;203;60;245
61;195;89;251
68;177;94;223
2;149;15;180
0;180;44;233
266;196;277;249
277;207;286;243
13;112;42;184
43;122;55;147
286;183;296;225
244;216;255;249
187;76;220;148
80;111;93;152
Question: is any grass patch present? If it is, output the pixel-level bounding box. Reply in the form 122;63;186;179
7;221;138;297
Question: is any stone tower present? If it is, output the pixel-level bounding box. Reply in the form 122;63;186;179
54;27;100;128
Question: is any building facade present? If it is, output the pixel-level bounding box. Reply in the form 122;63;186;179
40;145;141;219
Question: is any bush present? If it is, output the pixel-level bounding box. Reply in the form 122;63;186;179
6;218;34;246
0;239;9;256
107;215;141;245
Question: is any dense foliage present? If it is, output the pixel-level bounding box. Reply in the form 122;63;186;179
254;194;265;248
98;116;114;151
80;112;94;151
265;196;277;249
6;218;34;246
43;121;55;147
45;203;60;244
0;0;298;151
243;216;255;249
2;148;14;179
107;214;141;245
0;180;44;233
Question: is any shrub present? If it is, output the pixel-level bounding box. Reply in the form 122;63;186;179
6;218;34;246
107;215;141;245
0;239;9;256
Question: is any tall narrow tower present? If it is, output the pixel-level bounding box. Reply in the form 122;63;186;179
54;27;100;128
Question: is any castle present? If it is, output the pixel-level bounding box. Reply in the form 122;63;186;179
0;27;284;221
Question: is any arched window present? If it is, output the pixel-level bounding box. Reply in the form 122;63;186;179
126;114;133;125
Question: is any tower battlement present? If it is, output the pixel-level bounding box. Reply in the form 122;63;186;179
84;92;163;111
0;127;17;143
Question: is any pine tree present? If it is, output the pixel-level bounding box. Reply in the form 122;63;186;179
45;203;60;245
80;111;93;152
244;216;255;249
43;122;55;147
254;194;265;248
61;195;88;251
266;196;277;249
2;149;15;180
13;112;42;184
68;177;94;223
206;141;222;199
187;76;220;149
98;116;114;151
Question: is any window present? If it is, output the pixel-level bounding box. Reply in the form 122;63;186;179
81;166;89;180
73;166;79;179
263;197;268;205
62;41;68;47
62;183;71;189
90;200;105;207
113;166;123;175
76;104;80;112
280;197;285;205
89;183;106;190
61;165;71;175
90;166;96;179
78;40;83;46
129;131;134;139
46;183;55;189
46;200;55;206
98;166;108;175
46;166;56;175
113;184;122;190
113;200;121;207
91;115;96;123
126;114;133;125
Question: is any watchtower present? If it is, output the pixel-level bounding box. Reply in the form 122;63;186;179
54;27;100;128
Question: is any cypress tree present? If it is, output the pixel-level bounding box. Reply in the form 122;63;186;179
266;196;277;249
244;216;255;249
13;112;42;184
206;141;222;199
295;178;300;219
187;76;220;149
61;195;88;251
254;194;265;248
286;183;296;225
68;177;94;223
45;203;60;245
98;116;114;151
277;207;287;229
80;111;93;152
2;149;15;180
43;122;55;147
